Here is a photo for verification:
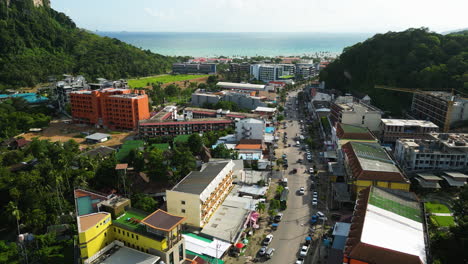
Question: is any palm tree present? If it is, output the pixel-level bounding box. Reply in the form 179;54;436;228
6;201;21;236
256;202;266;213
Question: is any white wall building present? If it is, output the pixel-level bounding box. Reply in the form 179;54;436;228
235;118;265;141
330;99;382;132
394;133;468;172
166;160;235;228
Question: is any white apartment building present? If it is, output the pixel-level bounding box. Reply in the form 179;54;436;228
250;64;295;82
394;133;468;172
166;160;235;228
380;119;439;143
330;100;382;132
235;118;265;141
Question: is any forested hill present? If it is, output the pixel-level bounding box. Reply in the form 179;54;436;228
319;28;468;115
0;0;175;88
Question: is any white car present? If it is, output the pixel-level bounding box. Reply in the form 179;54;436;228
312;198;318;206
313;191;318;198
298;187;305;195
295;258;304;264
309;168;314;174
299;245;309;257
263;234;274;246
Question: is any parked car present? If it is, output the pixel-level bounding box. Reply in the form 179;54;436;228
265;248;275;258
263;234;274;246
310;215;318;224
291;168;298;174
307;155;312;161
299;245;309;257
312;198;318;206
309;168;314;174
298;187;305;195
313;191;318;198
258;246;267;256
274;213;283;222
296;258;304;264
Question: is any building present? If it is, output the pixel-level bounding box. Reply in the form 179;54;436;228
235;118;265;141
344;186;428;264
331;123;377;149
70;88;150;130
75;189;187;264
190;89;273;110
410;92;468;132
85;133;111;144
394;133;468;172
379;119;438;144
229;63;251;82
172;63;217;74
166;160;235;228
330;98;382;132
235;139;264;160
216;82;270;92
341;142;410;195
138;107;259;138
52;75;88;110
250;64;296;82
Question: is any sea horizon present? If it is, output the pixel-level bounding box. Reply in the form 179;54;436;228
97;31;373;57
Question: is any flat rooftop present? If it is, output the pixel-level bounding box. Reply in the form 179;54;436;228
350;142;400;173
172;161;231;195
78;212;109;233
216;82;266;90
85;133;111;141
141;209;185;231
381;119;438;128
113;210;148;232
91;244;160;264
336;102;381;113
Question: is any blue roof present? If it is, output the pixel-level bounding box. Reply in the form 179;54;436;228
331;235;347;250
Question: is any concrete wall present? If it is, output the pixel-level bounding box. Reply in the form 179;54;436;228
191;93;221;107
166;191;201;227
236;119;265;140
224;93;267;110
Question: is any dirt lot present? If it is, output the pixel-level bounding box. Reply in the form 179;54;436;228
160;75;210;88
21;120;135;149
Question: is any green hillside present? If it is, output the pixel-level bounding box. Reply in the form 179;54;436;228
0;0;175;88
320;28;468;115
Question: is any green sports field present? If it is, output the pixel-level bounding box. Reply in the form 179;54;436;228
425;202;451;213
128;74;210;87
430;215;455;227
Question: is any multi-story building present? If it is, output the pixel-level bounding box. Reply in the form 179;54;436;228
344;186;428;264
166;160;235;228
138;107;260;138
330;98;382;132
216;82;272;92
235;118;265;141
229;63;251;82
379;119;439;144
75;189;187;264
172;63;217;74
190;89;272;110
394;133;468;172
52;75;88;111
250;64;296;82
341;141;410;195
331;123;377;149
70;88;150;130
410;92;468;132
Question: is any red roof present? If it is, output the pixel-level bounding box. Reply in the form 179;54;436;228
140;120;232;126
235;144;262;150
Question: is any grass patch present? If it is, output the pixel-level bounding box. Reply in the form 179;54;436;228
128;74;210;88
114;210;148;231
430;215;455;227
425;202;451;213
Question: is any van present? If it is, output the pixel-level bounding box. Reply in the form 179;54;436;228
296;141;300;147
266;248;275;258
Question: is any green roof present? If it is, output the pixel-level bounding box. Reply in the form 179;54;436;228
116;140;145;161
174;135;190;143
152;143;170;151
183;232;213;243
340;123;369;133
113;210;148;231
350;142;391;163
187;250;225;264
368;187;422;222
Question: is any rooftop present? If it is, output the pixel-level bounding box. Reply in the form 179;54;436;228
91;244;160;264
81;146;116;158
429;133;468;148
254;106;276;112
216;82;266;90
443;171;468;179
141;209;185;232
346;187;426;264
235;144;262;150
350;142;400;173
172;161;231;195
113;209;148;232
339;123;369;134
85;133;111;141
78;212;109;233
381;119;438;128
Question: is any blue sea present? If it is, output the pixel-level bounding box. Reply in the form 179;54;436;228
97;32;372;57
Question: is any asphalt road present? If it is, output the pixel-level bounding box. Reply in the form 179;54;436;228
265;91;317;264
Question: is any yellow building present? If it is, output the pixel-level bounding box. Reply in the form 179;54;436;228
75;189;187;264
166;160;234;227
341;142;410;197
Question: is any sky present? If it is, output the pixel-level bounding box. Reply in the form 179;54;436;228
51;0;467;33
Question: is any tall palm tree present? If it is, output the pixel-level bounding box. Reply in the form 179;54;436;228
256;202;266;213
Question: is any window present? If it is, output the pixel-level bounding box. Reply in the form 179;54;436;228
104;232;107;237
136;235;139;240
118;229;121;234
113;228;116;232
181;200;186;205
127;232;130;237
132;234;134;239
181;209;186;213
169;252;174;264
179;244;184;260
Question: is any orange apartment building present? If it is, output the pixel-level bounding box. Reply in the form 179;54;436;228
70;88;149;130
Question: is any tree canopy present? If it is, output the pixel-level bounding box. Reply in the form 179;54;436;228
320;28;468;115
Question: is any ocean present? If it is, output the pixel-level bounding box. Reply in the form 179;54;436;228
97;32;372;57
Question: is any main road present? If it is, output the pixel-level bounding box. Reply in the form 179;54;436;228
265;90;316;264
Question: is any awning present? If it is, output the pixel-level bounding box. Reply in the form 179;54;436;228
306;236;312;241
235;243;245;249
